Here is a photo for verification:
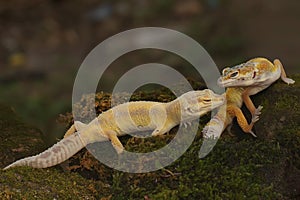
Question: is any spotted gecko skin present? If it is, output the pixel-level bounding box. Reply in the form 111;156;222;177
203;57;295;139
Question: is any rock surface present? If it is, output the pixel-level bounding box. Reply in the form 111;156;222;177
0;75;299;199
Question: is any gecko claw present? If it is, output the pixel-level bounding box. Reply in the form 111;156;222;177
249;130;257;138
182;122;192;128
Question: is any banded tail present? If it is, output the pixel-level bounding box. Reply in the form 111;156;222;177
3;132;85;170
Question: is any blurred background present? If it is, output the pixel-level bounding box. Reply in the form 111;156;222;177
0;0;299;143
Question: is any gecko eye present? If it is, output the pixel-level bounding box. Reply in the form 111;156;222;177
203;99;211;103
230;71;239;78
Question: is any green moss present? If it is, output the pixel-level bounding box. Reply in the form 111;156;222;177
0;104;45;168
0;167;109;199
0;104;110;199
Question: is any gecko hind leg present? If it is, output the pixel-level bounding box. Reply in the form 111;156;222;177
64;121;88;138
274;59;295;85
64;124;76;138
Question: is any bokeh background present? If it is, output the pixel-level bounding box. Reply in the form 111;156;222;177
0;0;299;142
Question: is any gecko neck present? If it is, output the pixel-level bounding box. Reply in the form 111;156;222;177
226;87;244;106
165;99;182;124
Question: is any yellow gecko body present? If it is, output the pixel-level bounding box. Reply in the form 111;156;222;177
203;87;258;138
4;89;225;170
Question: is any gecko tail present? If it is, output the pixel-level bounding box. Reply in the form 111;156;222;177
3;132;85;170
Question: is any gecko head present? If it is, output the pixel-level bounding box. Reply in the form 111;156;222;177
178;89;225;121
217;58;271;87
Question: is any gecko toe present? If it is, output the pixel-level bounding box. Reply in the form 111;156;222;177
251;115;260;123
252;106;263;122
256;105;263;114
283;78;295;85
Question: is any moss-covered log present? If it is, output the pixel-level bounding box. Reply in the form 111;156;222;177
1;75;299;199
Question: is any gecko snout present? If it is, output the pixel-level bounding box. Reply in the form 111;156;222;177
211;92;226;108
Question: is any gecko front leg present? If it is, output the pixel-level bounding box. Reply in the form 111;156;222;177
104;130;124;154
242;88;263;122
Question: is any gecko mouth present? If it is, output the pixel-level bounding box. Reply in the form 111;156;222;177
217;77;253;87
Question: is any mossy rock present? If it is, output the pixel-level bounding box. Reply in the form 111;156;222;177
0;104;45;168
0;167;109;199
0;104;109;199
1;75;299;199
253;74;300;141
